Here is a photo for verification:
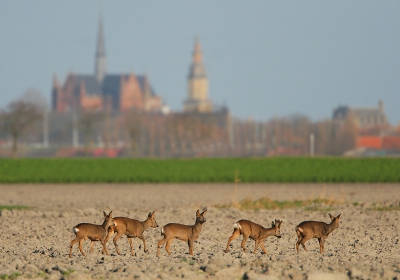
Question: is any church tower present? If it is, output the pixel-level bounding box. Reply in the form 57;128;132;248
184;38;212;113
95;15;106;83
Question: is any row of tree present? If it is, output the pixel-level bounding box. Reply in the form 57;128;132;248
0;89;361;158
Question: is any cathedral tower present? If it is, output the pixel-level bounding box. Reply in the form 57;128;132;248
184;38;212;113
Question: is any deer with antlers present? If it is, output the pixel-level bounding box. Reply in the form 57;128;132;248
69;211;114;258
225;219;282;254
156;210;207;257
105;211;158;256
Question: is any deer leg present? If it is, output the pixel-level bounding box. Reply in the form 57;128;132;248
112;231;124;255
318;238;325;254
188;239;194;256
165;239;173;255
300;237;310;252
69;237;80;258
260;242;268;255
156;238;166;257
296;236;303;253
128;238;135;255
225;229;240;253
89;240;95;253
104;227;114;245
138;235;148;253
301;242;308;251
101;238;110;255
300;236;312;252
253;239;260;254
241;234;249;253
101;239;110;256
78;240;86;256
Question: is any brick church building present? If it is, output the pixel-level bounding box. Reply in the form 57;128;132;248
51;17;163;113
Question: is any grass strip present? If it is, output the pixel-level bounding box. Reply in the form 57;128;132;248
216;196;340;211
0;205;30;211
0;157;399;183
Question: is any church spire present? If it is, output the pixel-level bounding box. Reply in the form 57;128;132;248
188;37;206;79
184;38;212;113
95;14;106;83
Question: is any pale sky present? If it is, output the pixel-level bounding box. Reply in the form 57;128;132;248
1;1;399;124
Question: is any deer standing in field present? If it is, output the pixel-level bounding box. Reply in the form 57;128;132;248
105;211;158;256
156;210;207;257
295;213;341;254
69;211;114;258
225;219;282;254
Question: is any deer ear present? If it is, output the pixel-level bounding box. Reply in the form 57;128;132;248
328;213;334;220
196;210;200;216
103;211;107;217
271;221;275;227
337;213;342;219
201;210;207;216
148;212;152;217
109;211;112;217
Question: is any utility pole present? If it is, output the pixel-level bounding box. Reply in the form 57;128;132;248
310;133;314;156
43;107;49;148
72;110;79;148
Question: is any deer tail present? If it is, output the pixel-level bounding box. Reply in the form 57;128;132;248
233;222;241;230
295;226;303;235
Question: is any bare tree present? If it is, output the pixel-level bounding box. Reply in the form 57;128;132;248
123;109;143;157
0;90;44;157
79;108;104;155
22;89;48;111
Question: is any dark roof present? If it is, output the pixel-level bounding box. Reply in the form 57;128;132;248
102;75;122;110
333;105;386;121
74;75;102;96
332;106;349;120
102;75;123;97
66;74;157;111
136;75;156;97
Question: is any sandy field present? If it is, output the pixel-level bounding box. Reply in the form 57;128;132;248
0;183;399;280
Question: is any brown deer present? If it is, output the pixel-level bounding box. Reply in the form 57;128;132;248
105;211;158;256
69;211;114;258
156;210;207;257
295;213;341;254
225;219;282;254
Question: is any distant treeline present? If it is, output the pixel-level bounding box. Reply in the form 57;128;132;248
0;158;399;183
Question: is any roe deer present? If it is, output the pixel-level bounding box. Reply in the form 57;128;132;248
225;219;282;254
69;211;114;258
295;213;341;254
105;211;158;255
156;210;207;257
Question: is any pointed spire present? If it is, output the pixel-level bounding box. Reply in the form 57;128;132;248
188;37;206;79
193;37;202;64
95;14;106;83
